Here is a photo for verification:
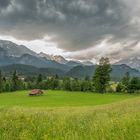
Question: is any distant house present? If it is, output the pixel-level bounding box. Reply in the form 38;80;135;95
29;89;43;96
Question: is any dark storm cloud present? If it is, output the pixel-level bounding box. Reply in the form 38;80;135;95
0;0;140;58
0;0;11;8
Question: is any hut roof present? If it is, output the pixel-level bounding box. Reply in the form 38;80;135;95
29;89;43;96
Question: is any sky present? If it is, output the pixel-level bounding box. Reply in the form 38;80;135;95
0;0;140;63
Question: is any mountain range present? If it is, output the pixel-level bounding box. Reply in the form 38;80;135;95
115;57;140;71
0;40;36;57
0;64;139;81
67;64;140;81
0;39;140;80
0;40;92;71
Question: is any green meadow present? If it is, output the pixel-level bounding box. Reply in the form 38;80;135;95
0;90;138;107
0;90;140;140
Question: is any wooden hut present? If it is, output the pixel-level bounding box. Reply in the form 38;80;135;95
29;89;43;96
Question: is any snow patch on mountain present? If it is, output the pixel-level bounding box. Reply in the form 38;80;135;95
0;40;37;57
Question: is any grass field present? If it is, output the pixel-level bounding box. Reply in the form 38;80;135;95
0;90;140;140
0;90;138;107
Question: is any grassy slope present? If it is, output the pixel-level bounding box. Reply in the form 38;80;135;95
0;97;140;140
0;90;139;107
0;91;140;140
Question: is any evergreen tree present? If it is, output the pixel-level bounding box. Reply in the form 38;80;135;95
93;57;112;93
51;78;59;90
122;72;130;92
116;83;123;92
128;77;140;93
4;82;11;92
55;74;59;79
0;71;3;93
12;70;19;91
71;79;81;91
37;74;43;84
85;75;90;81
81;80;91;91
36;74;43;88
63;78;71;91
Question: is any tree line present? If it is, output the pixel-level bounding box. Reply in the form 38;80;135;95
116;72;140;93
0;57;139;93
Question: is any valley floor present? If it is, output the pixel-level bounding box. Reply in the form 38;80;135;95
0;91;140;140
0;90;139;107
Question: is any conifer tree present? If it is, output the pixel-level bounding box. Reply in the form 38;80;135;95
122;72;130;92
93;57;112;93
0;71;3;93
12;70;19;91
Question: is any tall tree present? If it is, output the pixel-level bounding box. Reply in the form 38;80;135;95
12;70;19;91
63;77;71;91
128;77;140;93
0;71;3;92
116;83;123;92
36;74;43;89
122;72;130;92
71;79;81;91
37;74;43;83
93;57;112;93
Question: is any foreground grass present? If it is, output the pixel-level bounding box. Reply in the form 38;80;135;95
0;97;140;140
0;91;140;140
0;90;138;107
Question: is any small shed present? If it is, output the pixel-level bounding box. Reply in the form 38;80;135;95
29;89;43;96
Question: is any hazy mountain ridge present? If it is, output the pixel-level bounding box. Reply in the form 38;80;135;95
0;64;140;81
0;40;37;57
115;57;140;71
0;53;70;71
0;40;91;69
67;64;140;81
0;64;65;77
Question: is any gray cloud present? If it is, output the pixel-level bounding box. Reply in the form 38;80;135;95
0;0;11;9
0;0;140;61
